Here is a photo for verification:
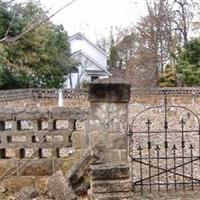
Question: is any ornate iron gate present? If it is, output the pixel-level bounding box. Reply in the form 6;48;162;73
129;92;200;192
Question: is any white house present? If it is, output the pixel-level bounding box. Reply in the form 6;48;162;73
65;32;111;89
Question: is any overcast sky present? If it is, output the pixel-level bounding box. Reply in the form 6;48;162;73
39;0;146;41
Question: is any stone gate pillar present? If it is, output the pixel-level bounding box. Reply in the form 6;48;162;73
88;79;133;200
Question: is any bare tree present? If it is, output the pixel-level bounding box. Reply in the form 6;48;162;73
116;32;138;69
173;0;200;45
135;0;179;83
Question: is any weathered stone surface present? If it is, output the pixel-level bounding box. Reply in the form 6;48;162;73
35;176;49;193
0;109;14;121
75;178;90;196
88;191;133;200
89;80;130;103
66;148;100;186
0;160;16;177
0;184;6;193
51;107;88;121
54;151;85;173
90;164;130;180
72;130;88;150
48;148;100;199
48;170;77;200
2;177;35;192
18;159;53;176
56;157;76;173
14;186;39;200
91;179;132;193
15;110;48;121
88;87;129;164
89;103;127;123
102;150;127;164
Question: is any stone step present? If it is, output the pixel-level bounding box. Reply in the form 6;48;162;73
91;179;132;193
90;164;130;180
88;191;133;200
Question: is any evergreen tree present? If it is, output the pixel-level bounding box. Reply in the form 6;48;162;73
160;65;176;87
108;46;120;69
0;0;72;89
176;37;200;86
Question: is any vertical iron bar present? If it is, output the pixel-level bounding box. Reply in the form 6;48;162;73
156;145;161;192
172;144;177;191
199;129;200;167
189;144;194;191
147;119;152;192
129;130;134;192
164;91;169;191
180;119;186;191
138;145;143;193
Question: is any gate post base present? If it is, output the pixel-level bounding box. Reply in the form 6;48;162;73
88;164;133;200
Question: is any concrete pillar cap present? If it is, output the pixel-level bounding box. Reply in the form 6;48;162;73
88;78;130;103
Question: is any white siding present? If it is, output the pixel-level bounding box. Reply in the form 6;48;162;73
65;33;110;89
70;36;107;67
73;53;101;72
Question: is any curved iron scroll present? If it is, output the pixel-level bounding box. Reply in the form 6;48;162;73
129;92;200;193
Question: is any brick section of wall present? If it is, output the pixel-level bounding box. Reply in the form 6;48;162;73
0;88;86;102
0;107;88;160
0;107;89;193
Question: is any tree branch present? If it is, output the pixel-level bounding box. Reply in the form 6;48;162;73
0;0;78;44
4;10;16;39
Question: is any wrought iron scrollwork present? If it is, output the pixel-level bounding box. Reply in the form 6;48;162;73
129;91;200;193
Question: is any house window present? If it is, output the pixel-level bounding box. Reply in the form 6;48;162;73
91;76;99;82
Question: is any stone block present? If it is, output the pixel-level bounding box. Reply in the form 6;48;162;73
89;132;127;150
91;179;132;193
0;109;13;121
89;81;130;103
55;158;76;173
72;130;88;149
89;103;128;124
55;151;84;173
90;103;109;121
102;150;127;164
120;150;128;162
35;176;49;193
48;170;77;200
2;176;35;192
18;159;53;176
48;119;56;131
90;164;130;180
51;107;88;121
0;159;17;176
15;111;46;121
88;122;128;136
107;134;127;150
88;191;133;200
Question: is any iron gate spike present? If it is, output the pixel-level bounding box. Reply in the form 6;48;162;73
129;91;200;193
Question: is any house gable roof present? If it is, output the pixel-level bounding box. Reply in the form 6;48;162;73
72;50;111;76
69;32;107;57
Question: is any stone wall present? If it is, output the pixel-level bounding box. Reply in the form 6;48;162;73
0;107;89;194
1;87;200;197
88;80;134;200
